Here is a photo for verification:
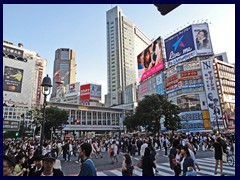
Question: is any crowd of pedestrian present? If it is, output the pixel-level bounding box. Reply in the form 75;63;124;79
3;132;235;176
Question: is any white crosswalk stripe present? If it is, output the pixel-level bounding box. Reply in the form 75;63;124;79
96;157;235;176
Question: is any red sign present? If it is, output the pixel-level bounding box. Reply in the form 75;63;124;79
180;70;198;77
80;84;90;101
36;68;43;105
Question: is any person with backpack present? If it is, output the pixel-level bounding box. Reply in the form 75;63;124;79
122;153;134;176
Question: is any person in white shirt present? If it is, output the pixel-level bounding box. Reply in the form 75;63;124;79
140;140;148;157
186;143;200;171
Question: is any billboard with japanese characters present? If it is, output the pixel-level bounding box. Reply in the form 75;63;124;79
201;58;222;122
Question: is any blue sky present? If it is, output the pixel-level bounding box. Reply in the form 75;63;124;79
3;4;235;101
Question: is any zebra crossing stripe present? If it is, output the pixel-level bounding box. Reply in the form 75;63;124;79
94;157;235;176
97;172;107;176
133;169;142;176
110;170;122;176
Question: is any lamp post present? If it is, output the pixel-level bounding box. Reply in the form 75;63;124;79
40;74;52;154
214;105;220;133
20;113;25;139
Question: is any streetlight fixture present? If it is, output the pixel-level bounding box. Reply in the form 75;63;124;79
40;74;52;154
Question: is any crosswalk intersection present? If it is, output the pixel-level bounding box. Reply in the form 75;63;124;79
95;157;235;176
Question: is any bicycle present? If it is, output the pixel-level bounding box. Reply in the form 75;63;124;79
226;146;235;167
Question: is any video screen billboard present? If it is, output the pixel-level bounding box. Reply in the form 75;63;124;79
192;23;213;56
90;84;101;101
3;66;24;93
137;37;164;82
80;84;91;101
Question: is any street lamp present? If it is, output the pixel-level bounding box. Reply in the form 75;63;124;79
214;105;220;133
40;74;52;154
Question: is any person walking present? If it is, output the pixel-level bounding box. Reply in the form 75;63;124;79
142;147;156;176
78;143;97;176
122;153;134;176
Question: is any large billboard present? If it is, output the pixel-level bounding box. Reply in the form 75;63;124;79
165;23;213;68
201;58;222;123
192;23;213;56
80;84;90;101
90;84;101;101
80;84;101;101
137;37;164;82
165;25;196;68
3;66;24;93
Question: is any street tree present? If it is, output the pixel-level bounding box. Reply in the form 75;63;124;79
27;106;68;139
124;114;140;132
134;94;181;134
163;101;181;134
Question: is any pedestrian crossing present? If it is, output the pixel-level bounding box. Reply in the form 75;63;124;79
95;157;235;176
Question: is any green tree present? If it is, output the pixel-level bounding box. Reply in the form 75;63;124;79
134;94;181;135
124;114;140;132
27;106;68;139
163;101;181;134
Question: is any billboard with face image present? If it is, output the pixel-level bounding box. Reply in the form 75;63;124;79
137;36;164;82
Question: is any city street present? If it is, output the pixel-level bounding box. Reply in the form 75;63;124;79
60;148;235;176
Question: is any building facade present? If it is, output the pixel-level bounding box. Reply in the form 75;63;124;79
106;6;151;107
51;48;76;101
214;58;235;130
3;41;47;133
48;102;124;137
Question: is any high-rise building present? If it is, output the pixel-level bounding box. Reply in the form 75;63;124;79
106;6;151;107
51;48;76;101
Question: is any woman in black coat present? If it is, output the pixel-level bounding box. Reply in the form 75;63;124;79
142;147;156;176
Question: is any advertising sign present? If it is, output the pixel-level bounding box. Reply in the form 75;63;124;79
90;84;101;100
156;73;164;95
192;23;213;56
201;58;222;122
3;45;24;58
180;111;203;121
137;37;164;82
180;70;198;78
69;83;76;93
214;52;228;63
80;84;91;101
165;25;196;67
3;120;20;131
36;68;43;105
3;66;24;93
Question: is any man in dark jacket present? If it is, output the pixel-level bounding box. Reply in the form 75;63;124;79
33;152;64;176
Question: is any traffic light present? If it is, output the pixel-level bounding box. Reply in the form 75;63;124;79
15;132;19;137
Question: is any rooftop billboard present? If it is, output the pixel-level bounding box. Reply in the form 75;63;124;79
165;23;213;68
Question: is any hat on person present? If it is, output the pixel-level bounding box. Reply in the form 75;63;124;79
43;152;56;161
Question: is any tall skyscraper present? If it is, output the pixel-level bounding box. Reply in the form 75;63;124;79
51;48;76;100
106;6;151;107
